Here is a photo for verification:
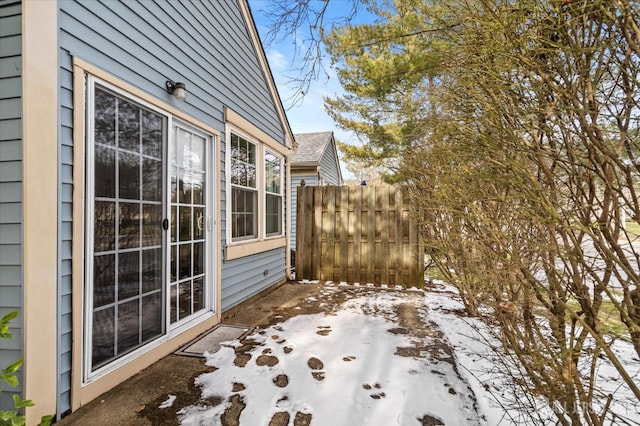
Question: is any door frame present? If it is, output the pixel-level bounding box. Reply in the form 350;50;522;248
80;72;220;385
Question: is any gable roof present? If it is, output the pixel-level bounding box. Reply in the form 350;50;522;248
292;131;335;163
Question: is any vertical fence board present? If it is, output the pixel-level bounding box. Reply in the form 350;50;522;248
380;186;390;285
296;185;423;287
312;186;323;279
303;186;314;278
367;188;376;282
324;186;336;281
339;187;349;280
395;189;403;286
295;184;306;277
353;186;362;283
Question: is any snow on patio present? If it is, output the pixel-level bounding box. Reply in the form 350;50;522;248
177;281;640;425
178;284;489;425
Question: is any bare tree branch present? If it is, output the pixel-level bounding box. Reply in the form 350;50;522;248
254;0;362;107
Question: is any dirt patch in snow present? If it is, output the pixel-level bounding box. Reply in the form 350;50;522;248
139;368;217;426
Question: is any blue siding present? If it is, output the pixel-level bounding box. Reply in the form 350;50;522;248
57;0;289;412
0;0;22;412
319;142;342;186
59;0;284;142
221;247;286;310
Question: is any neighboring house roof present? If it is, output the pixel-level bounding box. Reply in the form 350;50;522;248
292;132;334;163
292;131;344;183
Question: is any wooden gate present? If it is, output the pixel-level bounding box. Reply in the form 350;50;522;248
295;184;424;287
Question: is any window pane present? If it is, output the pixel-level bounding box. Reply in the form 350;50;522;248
231;134;238;152
179;206;192;241
193;207;204;240
192;135;205;172
246;164;256;188
245;191;256;236
118;99;140;152
193;277;204;313
192;172;205;205
179;243;191;280
230;133;256;189
118;251;140;300
248;142;256;164
94;254;115;307
178;280;193;319
118;202;140;249
92;307;114;367
170;244;177;282
118;152;140;200
179;168;191;204
193;242;204;276
142;204;161;247
235;188;245;211
95;145;116;198
171;205;177;243
244;212;254;237
117;299;140;354
266;194;282;236
142;110;162;159
94;201;116;252
178;129;191;169
239;164;247;187
142;248;162;293
142;158;162;201
170;284;177;323
141;292;162;341
231;161;241;186
265;152;281;194
238;138;247;162
236;210;245;237
171;171;178;204
95;89;115;146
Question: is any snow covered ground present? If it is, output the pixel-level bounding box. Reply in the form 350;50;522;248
176;281;640;425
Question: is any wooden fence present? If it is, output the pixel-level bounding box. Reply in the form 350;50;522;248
295;184;424;287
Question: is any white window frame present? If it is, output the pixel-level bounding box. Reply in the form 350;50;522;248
264;148;284;238
224;117;288;260
229;130;260;242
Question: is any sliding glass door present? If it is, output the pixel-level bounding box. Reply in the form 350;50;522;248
86;80;214;376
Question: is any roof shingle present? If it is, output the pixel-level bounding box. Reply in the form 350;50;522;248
292;132;334;164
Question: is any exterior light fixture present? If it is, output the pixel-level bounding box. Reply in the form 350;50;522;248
165;80;187;101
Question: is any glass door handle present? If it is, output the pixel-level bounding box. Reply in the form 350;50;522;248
162;218;169;230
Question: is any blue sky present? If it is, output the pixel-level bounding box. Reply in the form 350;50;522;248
248;1;364;168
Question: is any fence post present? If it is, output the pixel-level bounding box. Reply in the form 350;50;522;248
295;181;306;278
